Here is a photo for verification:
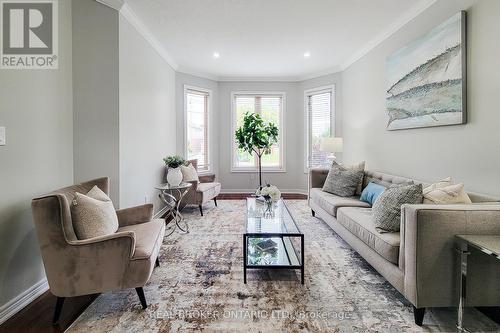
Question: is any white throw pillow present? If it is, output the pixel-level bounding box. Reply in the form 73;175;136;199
423;183;472;204
71;186;119;240
423;177;453;195
181;163;199;182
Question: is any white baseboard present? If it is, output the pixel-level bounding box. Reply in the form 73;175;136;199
220;188;307;195
0;278;49;325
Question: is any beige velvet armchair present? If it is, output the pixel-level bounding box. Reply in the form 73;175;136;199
31;177;165;324
173;159;221;216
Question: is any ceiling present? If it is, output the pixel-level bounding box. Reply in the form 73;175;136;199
124;0;436;81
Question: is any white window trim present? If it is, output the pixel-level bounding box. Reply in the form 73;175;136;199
230;91;286;173
303;85;335;174
184;84;212;175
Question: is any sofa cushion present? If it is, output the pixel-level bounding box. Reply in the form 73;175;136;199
118;219;165;260
196;182;221;204
337;207;400;264
309;188;370;217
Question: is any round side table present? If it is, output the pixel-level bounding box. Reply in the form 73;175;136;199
155;182;192;236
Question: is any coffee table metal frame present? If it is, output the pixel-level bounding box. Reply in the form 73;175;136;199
243;198;304;284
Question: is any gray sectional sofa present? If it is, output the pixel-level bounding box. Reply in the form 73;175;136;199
309;168;500;325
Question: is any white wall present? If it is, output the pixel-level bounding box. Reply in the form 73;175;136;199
342;0;500;196
72;0;120;203
119;15;177;212
175;72;219;177
0;0;73;308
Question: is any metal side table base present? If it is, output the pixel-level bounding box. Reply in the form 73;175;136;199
155;182;192;236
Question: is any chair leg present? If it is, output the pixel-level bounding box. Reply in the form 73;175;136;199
214;197;218;207
155;257;160;267
311;209;315;217
52;297;65;325
199;205;203;216
136;287;147;309
413;306;425;326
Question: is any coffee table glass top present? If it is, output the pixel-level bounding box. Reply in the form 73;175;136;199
245;198;301;235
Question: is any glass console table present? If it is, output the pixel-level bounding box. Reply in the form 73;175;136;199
455;235;500;332
243;198;304;284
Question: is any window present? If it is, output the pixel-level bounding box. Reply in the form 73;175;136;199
305;86;335;169
185;86;210;172
231;92;285;172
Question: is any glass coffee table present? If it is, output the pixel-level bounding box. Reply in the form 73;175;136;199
243;198;304;284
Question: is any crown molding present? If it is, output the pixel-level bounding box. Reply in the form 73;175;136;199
119;4;178;70
298;66;342;81
340;0;437;71
217;75;302;82
176;67;219;81
95;0;124;11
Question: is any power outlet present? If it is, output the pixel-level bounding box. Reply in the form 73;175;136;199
0;127;5;146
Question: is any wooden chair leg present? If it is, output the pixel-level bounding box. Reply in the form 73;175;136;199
413;306;425;326
136;287;147;309
199;205;203;216
52;297;65;325
214;198;218;207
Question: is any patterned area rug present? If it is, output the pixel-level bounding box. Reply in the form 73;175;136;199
67;200;498;332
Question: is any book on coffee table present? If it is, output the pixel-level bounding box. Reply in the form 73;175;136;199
255;239;277;252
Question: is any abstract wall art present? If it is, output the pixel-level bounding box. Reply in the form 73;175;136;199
386;11;466;130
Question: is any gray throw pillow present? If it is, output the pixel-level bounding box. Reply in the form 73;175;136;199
322;162;364;197
372;183;423;233
71;186;119;240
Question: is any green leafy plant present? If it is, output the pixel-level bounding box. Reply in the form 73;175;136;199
235;112;279;187
163;155;186;169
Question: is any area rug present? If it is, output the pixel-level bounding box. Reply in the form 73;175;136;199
67;200;498;332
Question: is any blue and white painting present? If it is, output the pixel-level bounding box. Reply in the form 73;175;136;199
386;12;466;130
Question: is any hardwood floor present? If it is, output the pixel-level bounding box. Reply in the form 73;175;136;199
0;292;97;333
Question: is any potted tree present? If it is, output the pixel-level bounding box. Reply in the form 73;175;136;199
235;112;279;188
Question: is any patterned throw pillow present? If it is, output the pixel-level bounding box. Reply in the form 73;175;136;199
181;163;199;182
322;162;364;197
71;186;119;240
372;184;423;233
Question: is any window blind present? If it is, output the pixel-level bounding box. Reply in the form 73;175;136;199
307;90;333;168
186;89;209;171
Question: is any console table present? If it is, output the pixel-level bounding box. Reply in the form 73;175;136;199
455;235;500;332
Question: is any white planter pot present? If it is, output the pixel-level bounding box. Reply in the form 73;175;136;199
167;167;183;186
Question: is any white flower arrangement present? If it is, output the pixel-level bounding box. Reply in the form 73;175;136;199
255;184;281;202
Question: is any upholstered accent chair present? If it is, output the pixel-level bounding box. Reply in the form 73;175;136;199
31;177;165;324
172;159;221;216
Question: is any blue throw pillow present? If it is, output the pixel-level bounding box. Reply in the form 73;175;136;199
360;182;386;205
